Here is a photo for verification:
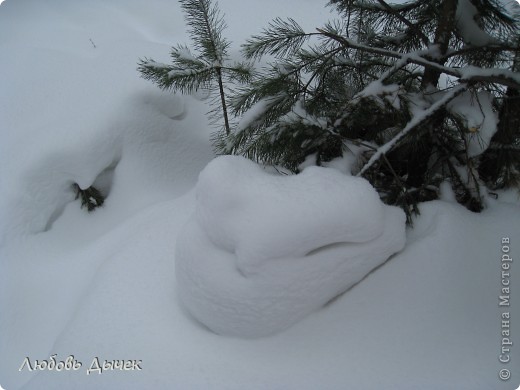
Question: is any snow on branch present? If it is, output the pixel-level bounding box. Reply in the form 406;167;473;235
459;66;520;88
140;59;170;70
354;56;408;100
455;0;497;47
316;29;520;89
167;66;214;78
357;84;468;176
234;94;284;134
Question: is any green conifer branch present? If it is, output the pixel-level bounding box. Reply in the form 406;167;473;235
242;18;316;59
138;0;253;136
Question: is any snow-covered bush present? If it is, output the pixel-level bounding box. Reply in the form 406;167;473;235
176;156;406;337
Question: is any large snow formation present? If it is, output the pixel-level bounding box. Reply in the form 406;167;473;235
176;156;406;337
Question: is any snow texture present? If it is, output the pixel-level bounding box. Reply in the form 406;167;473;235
1;0;519;389
176;156;406;338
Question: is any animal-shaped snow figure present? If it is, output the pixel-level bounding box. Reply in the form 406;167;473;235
175;156;406;338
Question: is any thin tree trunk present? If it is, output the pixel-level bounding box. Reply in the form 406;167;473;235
216;67;231;135
199;0;230;134
420;0;458;89
407;0;458;188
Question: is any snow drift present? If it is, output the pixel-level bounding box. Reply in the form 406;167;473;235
176;156;406;338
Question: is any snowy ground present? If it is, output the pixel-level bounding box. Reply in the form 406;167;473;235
1;0;519;389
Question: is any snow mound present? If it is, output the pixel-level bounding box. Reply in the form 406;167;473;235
176;156;406;338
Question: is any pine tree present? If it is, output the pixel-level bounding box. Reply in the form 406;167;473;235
138;0;252;135
479;34;520;189
222;0;519;222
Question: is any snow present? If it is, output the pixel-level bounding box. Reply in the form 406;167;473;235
234;96;278;133
173;46;199;62
0;0;519;389
455;0;497;46
176;156;406;337
356;80;402;109
502;0;520;19
447;90;498;157
460;65;520;87
289;98;328;128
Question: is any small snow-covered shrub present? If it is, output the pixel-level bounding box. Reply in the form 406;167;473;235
175;156;406;338
73;183;105;212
